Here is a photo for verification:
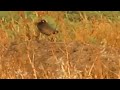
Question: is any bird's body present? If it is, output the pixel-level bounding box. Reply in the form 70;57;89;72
36;20;58;36
35;19;58;42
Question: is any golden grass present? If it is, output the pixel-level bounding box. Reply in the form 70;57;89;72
0;11;120;79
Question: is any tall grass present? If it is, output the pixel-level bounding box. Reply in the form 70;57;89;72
0;11;120;79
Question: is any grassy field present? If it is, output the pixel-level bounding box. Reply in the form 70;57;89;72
0;11;120;79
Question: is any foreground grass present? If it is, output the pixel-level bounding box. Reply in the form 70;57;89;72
0;11;120;79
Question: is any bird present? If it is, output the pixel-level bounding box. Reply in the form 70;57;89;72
35;19;59;41
36;19;58;36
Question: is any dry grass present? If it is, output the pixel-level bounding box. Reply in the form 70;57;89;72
0;11;120;79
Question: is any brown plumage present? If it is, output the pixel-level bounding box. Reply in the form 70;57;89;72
36;19;58;36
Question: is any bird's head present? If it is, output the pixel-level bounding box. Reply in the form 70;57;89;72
40;19;47;23
35;19;47;25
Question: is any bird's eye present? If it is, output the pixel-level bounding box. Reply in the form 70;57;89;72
41;20;46;23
